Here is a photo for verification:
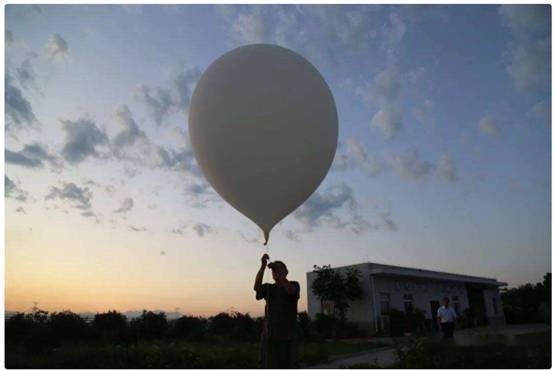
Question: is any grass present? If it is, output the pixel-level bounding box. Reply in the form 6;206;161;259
5;339;389;368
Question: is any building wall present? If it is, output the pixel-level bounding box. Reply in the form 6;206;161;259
372;276;470;320
483;287;506;326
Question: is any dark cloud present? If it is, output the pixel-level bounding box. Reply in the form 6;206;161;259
6;142;61;171
46;33;68;59
16;206;26;214
60;117;109;165
5;175;29;202
129;225;147;232
169;222;215;237
114;197;134;213
282;230;300;242
293;183;368;233
45;182;93;211
437;154;459;182
392;150;433;180
134;85;173;125
6;30;13;45
5;73;36;130
16;53;38;90
192;223;214;237
173;67;202;110
134;67;201;125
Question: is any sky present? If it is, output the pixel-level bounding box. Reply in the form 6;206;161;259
5;4;551;317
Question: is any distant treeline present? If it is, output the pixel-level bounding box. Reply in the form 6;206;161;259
5;308;350;354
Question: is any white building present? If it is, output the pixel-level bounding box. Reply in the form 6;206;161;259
306;262;507;332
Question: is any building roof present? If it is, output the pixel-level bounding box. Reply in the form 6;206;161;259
307;261;507;287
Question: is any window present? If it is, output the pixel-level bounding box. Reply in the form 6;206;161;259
452;296;460;315
403;294;414;313
380;292;390;315
492;298;498;315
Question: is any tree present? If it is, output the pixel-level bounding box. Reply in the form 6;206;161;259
311;265;363;322
48;310;89;344
501;273;551;324
130;311;167;340
93;310;129;343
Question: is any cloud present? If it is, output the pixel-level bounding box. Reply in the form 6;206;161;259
437;154;459;182
134;67;201;125
134;85;172;125
16;206;26;214
498;5;550;94
5;175;29;202
129;225;147;232
170;221;215;237
112;105;147;148
173;67;202;110
293;183;368;233
346;138;386;177
379;211;399;231
370;105;403;140
192;223;214;237
238;231;261;244
6;142;61;171
392;150;433;180
5;73;36;130
527;99;551;124
478;114;501;136
60;117;109;165
412;99;434;125
114;197;134;213
6;30;13;45
45;183;93;213
16;53;37;90
46;34;68;59
358;66;404;139
282;229;300;242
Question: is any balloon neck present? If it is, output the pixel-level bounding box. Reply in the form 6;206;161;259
263;230;269;246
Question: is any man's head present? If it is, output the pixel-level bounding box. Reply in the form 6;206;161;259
442;297;449;307
268;261;288;282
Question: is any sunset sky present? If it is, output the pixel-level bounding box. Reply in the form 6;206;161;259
5;4;551;317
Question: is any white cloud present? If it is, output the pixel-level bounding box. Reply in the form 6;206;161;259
498;5;550;94
478;114;501;136
46;34;68;60
392;150;433;180
114;198;134;213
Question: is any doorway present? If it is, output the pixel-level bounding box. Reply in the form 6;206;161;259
430;300;440;331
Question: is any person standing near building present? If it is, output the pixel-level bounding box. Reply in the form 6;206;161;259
437;297;457;342
254;254;300;368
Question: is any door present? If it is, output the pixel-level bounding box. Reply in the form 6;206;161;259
430;300;440;331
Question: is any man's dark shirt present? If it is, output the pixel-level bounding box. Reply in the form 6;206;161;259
256;282;300;341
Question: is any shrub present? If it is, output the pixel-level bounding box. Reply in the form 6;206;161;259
314;313;337;339
297;311;314;342
48;311;90;345
173;315;207;340
207;312;258;342
93;310;129;343
130;311;168;341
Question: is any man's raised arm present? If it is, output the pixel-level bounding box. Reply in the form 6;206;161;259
254;254;269;292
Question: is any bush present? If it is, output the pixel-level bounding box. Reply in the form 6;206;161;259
207;312;259;342
130;311;167;341
314;313;337;339
5;310;51;353
93;310;129;343
173;315;207;340
394;336;551;368
389;309;426;337
49;311;90;345
297;311;314;342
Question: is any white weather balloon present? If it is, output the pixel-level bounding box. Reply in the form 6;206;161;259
189;44;338;244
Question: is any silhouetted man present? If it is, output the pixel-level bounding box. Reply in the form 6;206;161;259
254;254;300;368
437;297;457;342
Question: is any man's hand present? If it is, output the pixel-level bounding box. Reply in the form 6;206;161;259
261;254;270;267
